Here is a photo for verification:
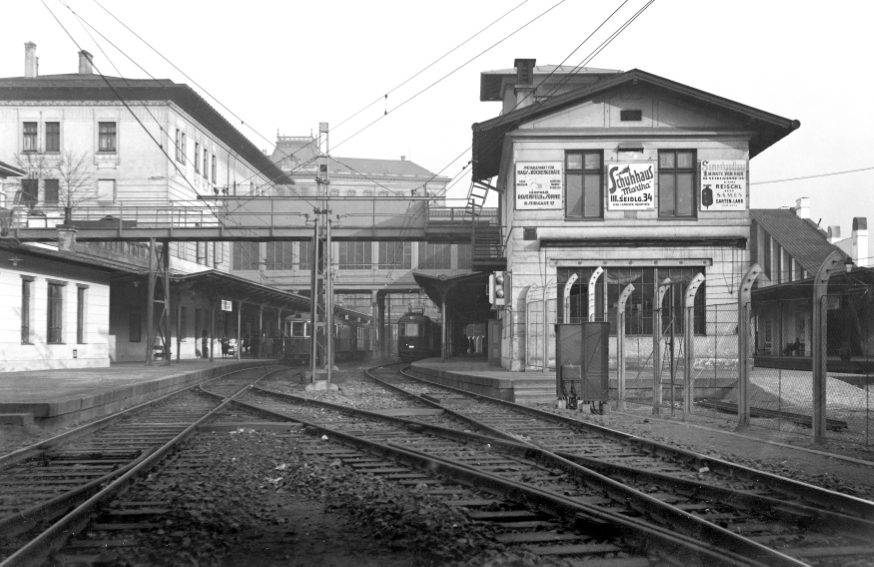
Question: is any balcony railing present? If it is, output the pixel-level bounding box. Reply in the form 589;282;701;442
426;206;498;226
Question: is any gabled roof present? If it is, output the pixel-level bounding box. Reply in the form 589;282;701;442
471;68;800;181
0;74;291;185
750;209;848;273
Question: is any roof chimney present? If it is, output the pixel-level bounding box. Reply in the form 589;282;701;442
78;50;93;74
853;217;869;267
794;196;810;220
400;155;406;161
24;42;37;78
513;58;536;109
827;225;842;244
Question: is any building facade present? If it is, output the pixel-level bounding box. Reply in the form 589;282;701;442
472;60;799;371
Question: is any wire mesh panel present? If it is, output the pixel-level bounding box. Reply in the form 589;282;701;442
823;291;874;446
690;303;742;422
525;286;556;371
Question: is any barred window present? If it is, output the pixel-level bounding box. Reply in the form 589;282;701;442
417;242;451;269
378;242;411;270
298;241;313;270
266;241;294;270
232;242;260;270
339;242;372;269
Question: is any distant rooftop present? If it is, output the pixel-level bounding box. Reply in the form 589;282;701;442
272;135;450;182
750;208;847;273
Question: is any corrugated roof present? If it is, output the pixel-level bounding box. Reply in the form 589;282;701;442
750;209;848;273
0;73;291;185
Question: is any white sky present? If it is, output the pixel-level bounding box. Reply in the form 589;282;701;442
2;0;873;242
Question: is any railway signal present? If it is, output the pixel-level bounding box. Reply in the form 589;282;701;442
488;271;506;306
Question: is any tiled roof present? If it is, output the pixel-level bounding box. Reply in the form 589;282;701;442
0;74;291;185
750;209;848;273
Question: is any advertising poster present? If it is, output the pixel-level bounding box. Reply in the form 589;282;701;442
515;162;563;210
606;162;654;210
700;160;746;211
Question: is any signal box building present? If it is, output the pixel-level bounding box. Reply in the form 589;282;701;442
471;60;799;371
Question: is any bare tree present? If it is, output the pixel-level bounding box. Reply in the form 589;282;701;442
51;150;94;225
13;152;50;209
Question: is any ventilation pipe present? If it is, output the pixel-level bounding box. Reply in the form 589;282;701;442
24;42;37;78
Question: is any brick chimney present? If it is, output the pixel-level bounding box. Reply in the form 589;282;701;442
853;217;869;267
514;58;536;109
827;225;842;244
24;42;38;78
78;50;93;74
794;197;810;219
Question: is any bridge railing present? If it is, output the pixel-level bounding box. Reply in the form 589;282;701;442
426;206;498;225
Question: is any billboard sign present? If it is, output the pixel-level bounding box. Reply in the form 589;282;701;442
700;160;746;211
606;162;654;210
515;162;563;210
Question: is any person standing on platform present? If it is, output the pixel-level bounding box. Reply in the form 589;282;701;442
201;330;209;359
262;334;274;359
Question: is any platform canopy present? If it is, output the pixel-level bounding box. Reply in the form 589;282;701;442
412;270;489;311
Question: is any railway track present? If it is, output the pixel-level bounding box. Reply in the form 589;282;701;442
0;364;283;566
260;362;874;566
235;377;813;565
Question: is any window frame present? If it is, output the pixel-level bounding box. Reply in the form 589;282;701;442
44;178;60;205
47;280;66;344
211;154;217;183
565;150;604;220
417;242;451;270
45;122;60;153
657;149;697;219
22;122;38;152
194;142;201;173
76;285;87;344
203;148;209;179
21;277;34;345
98;122;117;153
175;129;186;163
21;178;39;209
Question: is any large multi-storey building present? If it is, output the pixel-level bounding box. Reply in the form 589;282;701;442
0;44;298;367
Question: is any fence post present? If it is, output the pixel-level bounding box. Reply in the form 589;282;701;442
563;274;579;323
737;264;762;429
653;278;672;415
588;267;603;322
812;250;844;442
683;273;705;417
617;284;635;410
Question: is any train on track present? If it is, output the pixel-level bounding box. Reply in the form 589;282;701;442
282;313;372;364
397;309;441;361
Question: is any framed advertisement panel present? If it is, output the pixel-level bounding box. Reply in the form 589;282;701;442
515;162;563;210
700;159;746;211
606;162;655;210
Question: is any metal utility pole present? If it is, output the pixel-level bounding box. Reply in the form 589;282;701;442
310;122;334;384
812;250;843;442
145;238;172;366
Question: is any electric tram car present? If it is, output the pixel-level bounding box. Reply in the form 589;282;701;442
397;309;441;361
283;313;372;364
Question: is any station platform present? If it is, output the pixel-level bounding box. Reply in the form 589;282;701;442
409;356;556;404
0;358;277;429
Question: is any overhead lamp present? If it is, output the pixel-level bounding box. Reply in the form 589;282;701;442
8;257;23;267
845;256;854;273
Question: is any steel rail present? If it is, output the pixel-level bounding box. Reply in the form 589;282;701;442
0;367;284;567
234;384;805;566
0;362;277;469
211;395;766;567
395;364;874;521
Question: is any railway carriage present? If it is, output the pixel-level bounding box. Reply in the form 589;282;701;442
283;313;372;364
397;309;441;361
